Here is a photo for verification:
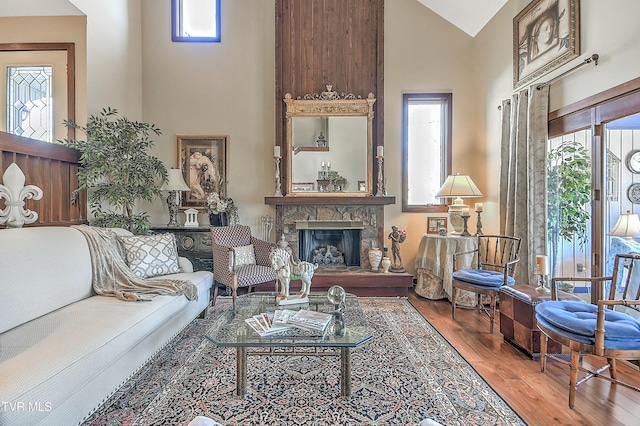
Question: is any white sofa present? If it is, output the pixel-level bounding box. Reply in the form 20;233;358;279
0;226;214;426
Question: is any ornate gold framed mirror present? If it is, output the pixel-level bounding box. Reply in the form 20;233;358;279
284;85;375;196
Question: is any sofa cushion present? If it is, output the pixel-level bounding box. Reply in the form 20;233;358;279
535;300;640;350
234;244;256;267
0;227;93;334
452;268;515;287
119;233;181;278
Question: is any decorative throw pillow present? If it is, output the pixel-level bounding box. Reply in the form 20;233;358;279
234;244;256;267
119;233;181;278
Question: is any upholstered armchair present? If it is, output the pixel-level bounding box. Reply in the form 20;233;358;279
451;235;521;333
535;253;640;408
211;225;277;305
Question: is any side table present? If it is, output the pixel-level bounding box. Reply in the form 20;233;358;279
414;233;477;304
150;226;213;272
499;285;583;359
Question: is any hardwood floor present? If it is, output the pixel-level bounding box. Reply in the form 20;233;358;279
407;290;640;426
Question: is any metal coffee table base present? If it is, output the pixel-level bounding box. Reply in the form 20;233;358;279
235;346;352;399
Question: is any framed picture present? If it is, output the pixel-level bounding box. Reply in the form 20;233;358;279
427;217;447;235
292;182;315;192
358;181;366;192
513;0;580;89
177;134;228;210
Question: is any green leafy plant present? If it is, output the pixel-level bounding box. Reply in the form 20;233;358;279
547;141;591;275
60;107;168;234
327;170;348;191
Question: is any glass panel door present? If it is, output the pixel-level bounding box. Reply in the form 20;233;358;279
604;112;640;277
547;129;593;299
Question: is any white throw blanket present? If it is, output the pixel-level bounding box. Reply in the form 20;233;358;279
73;225;198;302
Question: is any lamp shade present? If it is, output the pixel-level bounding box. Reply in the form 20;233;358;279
609;210;640;240
435;174;483;198
161;169;190;191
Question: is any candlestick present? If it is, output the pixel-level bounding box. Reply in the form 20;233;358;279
535;254;550;293
273;157;283;197
475;202;483;212
377;145;384;157
460;213;471;237
475;211;483;236
273;145;281;158
375;155;385;196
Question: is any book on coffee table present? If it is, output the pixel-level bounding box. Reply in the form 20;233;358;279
287;309;333;332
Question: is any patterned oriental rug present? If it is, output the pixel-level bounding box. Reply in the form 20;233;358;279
83;298;526;426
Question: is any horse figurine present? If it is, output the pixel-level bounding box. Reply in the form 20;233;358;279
269;247;318;302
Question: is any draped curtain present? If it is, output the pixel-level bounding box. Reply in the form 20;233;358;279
499;85;550;286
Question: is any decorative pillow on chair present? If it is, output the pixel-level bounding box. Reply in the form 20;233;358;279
119;233;181;278
234;244;256;267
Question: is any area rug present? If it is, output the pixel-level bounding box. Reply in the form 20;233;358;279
82;297;526;426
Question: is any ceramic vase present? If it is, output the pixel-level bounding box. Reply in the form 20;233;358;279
368;248;382;272
381;256;391;273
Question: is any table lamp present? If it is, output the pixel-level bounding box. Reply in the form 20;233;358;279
161;168;191;227
435;173;483;235
609;210;640;242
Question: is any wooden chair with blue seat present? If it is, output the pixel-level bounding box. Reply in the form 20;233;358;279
451;235;521;333
535;252;640;408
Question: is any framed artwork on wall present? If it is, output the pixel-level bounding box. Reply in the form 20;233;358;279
513;0;580;89
427;217;447;235
176;134;228;210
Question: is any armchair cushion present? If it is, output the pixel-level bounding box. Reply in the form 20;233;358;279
234;244;256;267
536;300;640;350
119;233;181;278
452;269;515;287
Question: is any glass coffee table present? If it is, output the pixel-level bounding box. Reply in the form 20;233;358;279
205;292;372;399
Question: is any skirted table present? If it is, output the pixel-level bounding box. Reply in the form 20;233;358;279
414;233;478;306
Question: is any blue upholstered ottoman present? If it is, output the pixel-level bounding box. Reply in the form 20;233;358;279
535;300;640;350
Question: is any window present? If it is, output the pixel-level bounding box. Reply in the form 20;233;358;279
402;93;452;212
172;0;221;42
6;66;53;142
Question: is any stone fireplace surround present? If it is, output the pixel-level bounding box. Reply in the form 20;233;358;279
264;196;412;296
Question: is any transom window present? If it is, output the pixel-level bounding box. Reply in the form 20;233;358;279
402;93;452;212
6;66;53;142
172;0;221;42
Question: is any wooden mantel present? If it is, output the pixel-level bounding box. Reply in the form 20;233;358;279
264;196;395;206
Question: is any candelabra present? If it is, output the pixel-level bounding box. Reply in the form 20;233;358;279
460;214;471;236
475;211;484;236
375;155;384;196
274;157;283;197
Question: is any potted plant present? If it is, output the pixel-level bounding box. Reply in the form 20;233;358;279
547;141;591;277
60;107;168;234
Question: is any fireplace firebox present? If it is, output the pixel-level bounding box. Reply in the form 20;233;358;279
298;228;361;267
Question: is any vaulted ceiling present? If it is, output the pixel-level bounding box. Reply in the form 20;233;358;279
417;0;508;37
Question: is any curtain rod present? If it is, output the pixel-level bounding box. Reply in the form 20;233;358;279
536;54;599;90
498;54;599;109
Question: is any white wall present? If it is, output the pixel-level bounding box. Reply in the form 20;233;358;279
385;0;475;274
70;0;143;119
140;0;276;233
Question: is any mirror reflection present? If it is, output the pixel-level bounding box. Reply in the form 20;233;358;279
292;116;368;193
284;87;375;196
